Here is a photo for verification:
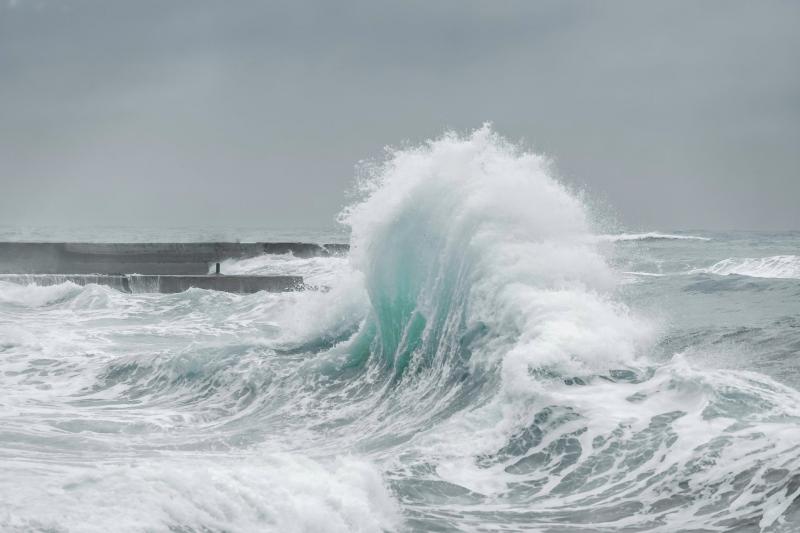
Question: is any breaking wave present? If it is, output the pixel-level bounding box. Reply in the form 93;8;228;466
320;126;800;530
0;279;83;307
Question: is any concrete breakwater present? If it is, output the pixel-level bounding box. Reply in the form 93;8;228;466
0;242;348;293
0;274;304;294
0;242;349;275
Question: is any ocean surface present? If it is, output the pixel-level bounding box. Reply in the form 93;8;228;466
1;130;799;532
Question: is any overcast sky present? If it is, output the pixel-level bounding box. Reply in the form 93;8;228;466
1;0;798;231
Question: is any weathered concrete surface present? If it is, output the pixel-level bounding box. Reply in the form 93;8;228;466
0;274;304;294
0;242;348;274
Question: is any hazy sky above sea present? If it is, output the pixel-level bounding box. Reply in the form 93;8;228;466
1;0;798;231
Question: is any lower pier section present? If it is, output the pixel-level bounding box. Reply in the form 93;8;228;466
0;274;303;294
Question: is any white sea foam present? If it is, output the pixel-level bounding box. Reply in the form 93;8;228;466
213;253;350;287
426;356;800;532
699;255;800;279
1;453;399;533
0;280;82;307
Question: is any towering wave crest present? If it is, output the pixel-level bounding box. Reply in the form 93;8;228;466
339;125;649;381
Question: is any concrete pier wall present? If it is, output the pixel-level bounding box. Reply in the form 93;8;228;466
0;242;349;274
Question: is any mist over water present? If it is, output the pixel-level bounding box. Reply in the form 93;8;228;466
1;128;799;532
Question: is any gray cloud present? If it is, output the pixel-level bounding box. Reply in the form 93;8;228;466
1;0;798;230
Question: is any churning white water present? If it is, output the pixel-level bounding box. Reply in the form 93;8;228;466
1;127;799;532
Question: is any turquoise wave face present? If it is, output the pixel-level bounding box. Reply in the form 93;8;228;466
1;128;799;532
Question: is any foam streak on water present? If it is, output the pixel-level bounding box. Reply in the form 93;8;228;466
699;255;800;279
1;127;799;532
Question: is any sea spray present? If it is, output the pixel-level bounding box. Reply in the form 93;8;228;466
338;126;650;381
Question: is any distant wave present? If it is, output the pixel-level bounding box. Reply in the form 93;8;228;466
698;255;800;279
621;271;668;277
599;232;710;242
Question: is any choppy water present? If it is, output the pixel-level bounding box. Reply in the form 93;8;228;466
1;128;799;532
